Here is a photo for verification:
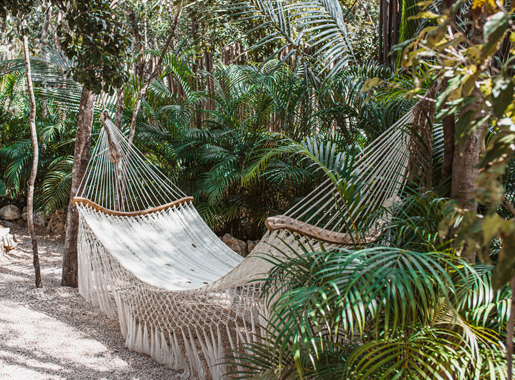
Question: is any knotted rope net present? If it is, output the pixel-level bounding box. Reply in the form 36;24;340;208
75;111;413;379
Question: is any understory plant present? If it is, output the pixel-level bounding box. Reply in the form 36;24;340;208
229;242;509;379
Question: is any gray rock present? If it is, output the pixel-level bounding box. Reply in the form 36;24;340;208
47;208;67;234
247;240;259;254
34;212;45;226
22;207;45;226
223;233;248;257
0;205;21;220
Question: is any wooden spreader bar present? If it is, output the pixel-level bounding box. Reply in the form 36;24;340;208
265;215;380;245
72;197;194;217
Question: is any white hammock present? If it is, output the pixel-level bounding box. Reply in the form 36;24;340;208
75;111;414;379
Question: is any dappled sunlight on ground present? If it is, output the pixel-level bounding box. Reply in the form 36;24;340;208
0;223;181;379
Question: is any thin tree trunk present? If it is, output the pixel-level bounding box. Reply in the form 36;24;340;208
439;0;456;192
440;114;455;186
115;86;123;130
121;6;183;210
451;11;488;263
22;32;42;288
127;4;183;146
356;0;375;28
378;0;383;62
0;18;7;46
407;84;437;190
130;11;145;79
40;2;52;119
391;0;398;67
40;1;52;49
54;10;62;50
450;16;486;206
62;87;96;287
508;276;515;380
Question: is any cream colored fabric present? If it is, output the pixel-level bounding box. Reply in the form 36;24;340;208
79;202;244;291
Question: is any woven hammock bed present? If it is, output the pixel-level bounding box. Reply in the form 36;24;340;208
74;111;414;379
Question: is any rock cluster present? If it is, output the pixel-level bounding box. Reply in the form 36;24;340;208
47;208;67;235
222;234;261;258
247;240;259;254
0;205;21;220
0;204;49;227
22;207;45;226
223;233;247;257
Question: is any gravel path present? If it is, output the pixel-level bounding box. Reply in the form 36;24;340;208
0;222;180;379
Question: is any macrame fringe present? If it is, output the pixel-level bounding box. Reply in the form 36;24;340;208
103;295;237;380
78;217;268;379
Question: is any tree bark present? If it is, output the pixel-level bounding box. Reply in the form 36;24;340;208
54;10;62;49
130;11;145;79
450;11;487;209
40;1;52;119
438;0;457;194
62;87;95;287
407;84;437;190
508;275;515;380
23;32;42;289
440;114;455;187
115;86;123;130
40;1;52;50
0;18;7;46
451;10;488;263
451;118;484;209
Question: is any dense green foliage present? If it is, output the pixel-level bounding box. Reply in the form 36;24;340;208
1;0;514;378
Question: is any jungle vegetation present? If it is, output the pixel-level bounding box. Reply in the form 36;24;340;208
0;0;514;378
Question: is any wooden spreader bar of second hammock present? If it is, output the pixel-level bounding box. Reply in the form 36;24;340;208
265;215;382;245
72;196;194;217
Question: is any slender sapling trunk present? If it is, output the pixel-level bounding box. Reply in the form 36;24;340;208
22;32;42;288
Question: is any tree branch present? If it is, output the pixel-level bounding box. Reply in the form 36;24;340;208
504;195;515;218
356;0;375;28
127;3;183;147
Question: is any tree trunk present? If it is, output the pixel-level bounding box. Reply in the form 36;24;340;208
40;1;52;50
440;114;455;188
40;1;52;119
451;118;484;209
128;5;183;146
450;12;487;205
451;10;488;263
438;0;457;195
54;10;62;49
62;87;95;287
130;11;145;79
407;84;437;190
23;32;42;289
116;86;124;130
0;18;7;46
507;275;515;380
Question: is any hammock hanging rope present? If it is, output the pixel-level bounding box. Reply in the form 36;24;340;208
73;111;414;379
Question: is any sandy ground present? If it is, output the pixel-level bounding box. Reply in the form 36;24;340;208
0;221;180;380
